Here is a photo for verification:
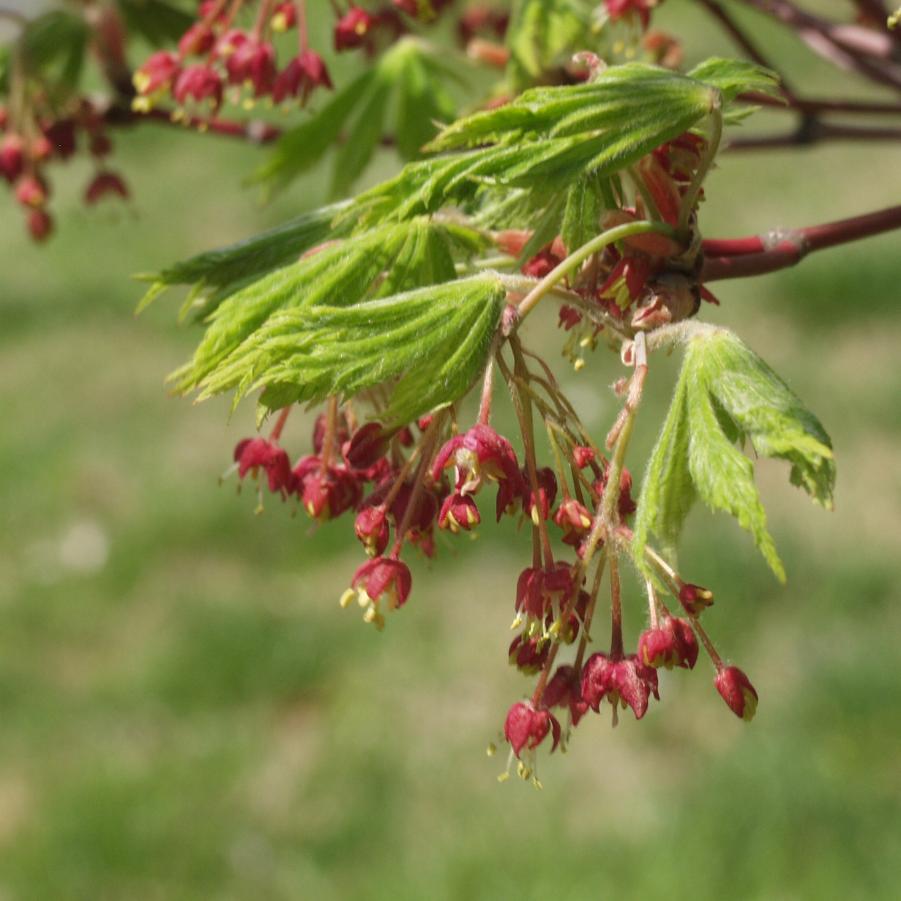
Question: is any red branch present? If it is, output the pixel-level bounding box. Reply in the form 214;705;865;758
701;205;901;280
104;105;283;144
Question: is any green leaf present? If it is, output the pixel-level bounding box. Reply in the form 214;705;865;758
250;69;374;195
117;0;194;46
253;38;460;196
506;0;586;91
169;219;476;398
18;11;90;98
687;58;781;103
634;328;835;582
204;274;505;426
135;203;349;317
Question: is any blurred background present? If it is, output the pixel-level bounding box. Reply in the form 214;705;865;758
1;2;900;899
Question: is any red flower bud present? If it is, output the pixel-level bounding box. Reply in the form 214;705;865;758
503;701;561;757
715;666;758;722
605;0;655;30
572;446;595;469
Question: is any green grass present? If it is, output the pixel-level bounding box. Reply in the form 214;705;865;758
2;12;901;900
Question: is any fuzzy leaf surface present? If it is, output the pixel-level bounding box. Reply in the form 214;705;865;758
634;328;834;582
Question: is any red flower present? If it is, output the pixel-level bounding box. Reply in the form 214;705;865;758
299;464;362;521
438;493;481;533
178;22;216;57
27;208;53;242
515;562;577;622
543;664;589;727
273;50;334;104
334;7;375;51
638;616;698;669
432;423;521;500
522;247;563;279
0;134;24;183
133;51;180;98
343;556;413;624
503;701;561;758
233;437;293;495
715;666;758;722
271;1;298;31
15;175;47;209
554;497;592;547
508;633;550;675
173;64;223;108
678;582;714;615
355;505;390;556
581;653;659;719
522;466;557;524
342;422;387;472
225;38;276;97
84;171;129;205
605;0;657;30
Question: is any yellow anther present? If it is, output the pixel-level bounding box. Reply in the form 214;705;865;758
486;743;497;757
517;761;532;781
531;777;544;790
580;514;592;528
574;358;586;372
339;588;356;609
497;772;510;783
530;506;541;526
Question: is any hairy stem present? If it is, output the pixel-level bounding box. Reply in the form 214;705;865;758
515;221;677;320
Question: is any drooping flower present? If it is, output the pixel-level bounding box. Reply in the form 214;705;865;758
232;437;293;496
715;666;758;721
132;51;180;101
503;701;561;757
334;7;375;51
678;582;714;615
438;493;481;533
638;616;698;669
84;170;129;205
581;652;660;720
432;423;522;504
341;556;412;629
172;64;223;108
543;664;589;727
273;50;333;104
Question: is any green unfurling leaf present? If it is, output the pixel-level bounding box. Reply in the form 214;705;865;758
687;58;781;104
118;0;194;46
247;275;506;425
135;203;349;317
169;218;473;399
634;328;835;582
253;38;460;196
506;0;586;90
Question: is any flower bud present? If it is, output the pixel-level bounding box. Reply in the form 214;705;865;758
355;506;390;557
715;666;758;722
678;582;714;615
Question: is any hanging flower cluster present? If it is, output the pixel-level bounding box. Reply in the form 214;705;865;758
0;100;129;243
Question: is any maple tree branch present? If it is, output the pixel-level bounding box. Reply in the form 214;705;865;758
701;204;901;280
103;104;283;144
726;117;901;149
